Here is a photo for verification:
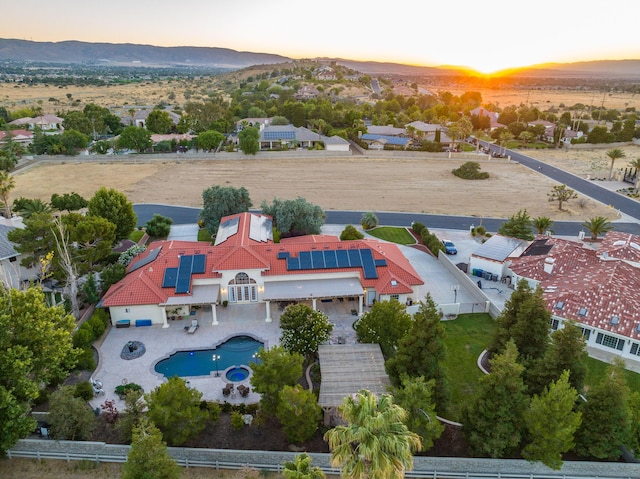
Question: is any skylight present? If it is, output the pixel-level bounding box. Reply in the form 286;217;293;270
555;301;564;310
578;308;588;317
610;316;620;326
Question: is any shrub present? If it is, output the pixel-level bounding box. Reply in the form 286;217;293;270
73;325;94;349
340;224;364;240
118;244;147;267
452;161;490;180
74;381;94;401
230;410;245;430
412;222;426;236
115;383;143;398
360;212;378;230
475;225;487;236
75;348;96;371
87;315;106;339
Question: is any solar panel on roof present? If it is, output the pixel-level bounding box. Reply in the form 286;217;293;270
162;267;178;288
311;250;325;268
374;259;387;267
287;257;300;270
214;216;239;245
191;254;206;274
175;255;193;294
264;130;296;141
336;250;350;267
299;251;312;269
324;250;337;268
129;246;162;273
360;249;378;279
277;251;289;259
348;249;362;267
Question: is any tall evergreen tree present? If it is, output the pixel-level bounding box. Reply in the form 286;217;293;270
463;341;529;458
489;280;536;356
354;300;412;359
574;359;631;460
522;370;582;470
386;294;450;413
508;285;551;364
122;417;181;479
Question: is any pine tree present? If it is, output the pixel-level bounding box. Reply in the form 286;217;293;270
386;294;450;413
122;417;180;479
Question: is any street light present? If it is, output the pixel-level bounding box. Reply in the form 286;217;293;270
212;354;221;377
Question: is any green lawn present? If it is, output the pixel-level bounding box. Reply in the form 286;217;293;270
198;228;213;242
128;229;145;242
441;313;495;421
584;356;640;393
365;226;415;245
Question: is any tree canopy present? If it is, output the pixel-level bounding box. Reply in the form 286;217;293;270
87;186;137;240
200;184;252;235
354;300;412;359
260;196;326;235
48;386;95;440
146;109;174;134
122;416;181;479
547;184;578;211
279;303;333;361
117;125;153;153
498;209;534;240
0;287;77;453
197;130;225;152
250;345;304;413
238;126;260;154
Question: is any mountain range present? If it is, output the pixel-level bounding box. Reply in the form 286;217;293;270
1;38;639;78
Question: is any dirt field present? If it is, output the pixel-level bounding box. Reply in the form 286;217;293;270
13;155;621;221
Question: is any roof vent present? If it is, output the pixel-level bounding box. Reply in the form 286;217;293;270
578;308;588;317
555;301;564;310
391;280;398;286
543;257;555;274
610;316;620;326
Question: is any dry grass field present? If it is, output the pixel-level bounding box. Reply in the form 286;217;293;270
13;155;620;221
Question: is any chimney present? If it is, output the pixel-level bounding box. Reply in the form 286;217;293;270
543;257;555;275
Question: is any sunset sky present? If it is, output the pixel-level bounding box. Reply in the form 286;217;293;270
3;0;638;73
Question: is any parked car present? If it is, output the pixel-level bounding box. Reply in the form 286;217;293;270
442;239;457;255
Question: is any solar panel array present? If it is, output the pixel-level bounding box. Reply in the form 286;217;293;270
214;217;239;246
264;130;296;141
278;249;385;279
161;254;207;294
129;246;162;273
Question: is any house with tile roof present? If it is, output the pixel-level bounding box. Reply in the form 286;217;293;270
101;212;424;327
504;232;640;364
470;107;505;131
0;129;33;146
9;114;64;131
258;125;349;151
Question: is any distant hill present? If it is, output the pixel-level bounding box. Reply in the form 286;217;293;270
0;39;290;68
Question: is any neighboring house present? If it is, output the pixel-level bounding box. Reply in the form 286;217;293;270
491;232;640;365
259;125;329;150
359;134;411;150
0;217;38;290
468;234;529;284
323;135;350;152
237;118;271;131
366;125;406;136
9;114;64;131
101;212;424;327
151;133;195;144
0;129;34;146
315;66;337;81
469;107;505;131
295;85;320;100
404;121;454;148
122;109;181;128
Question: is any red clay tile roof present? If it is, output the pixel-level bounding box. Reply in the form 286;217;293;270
598;231;640;263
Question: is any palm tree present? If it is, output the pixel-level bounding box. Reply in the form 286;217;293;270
361;212;378;230
532;216;554;235
0;170;15;218
606;148;626;181
582;216;614;241
324;390;421;479
629;157;640;190
283;453;325;479
17;198;52;219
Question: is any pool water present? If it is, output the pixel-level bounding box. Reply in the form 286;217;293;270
226;366;250;382
154;335;263;378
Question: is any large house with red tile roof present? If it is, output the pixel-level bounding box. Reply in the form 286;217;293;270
504;232;640;363
101;212;424;327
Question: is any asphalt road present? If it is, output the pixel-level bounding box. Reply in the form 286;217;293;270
133;205;640;236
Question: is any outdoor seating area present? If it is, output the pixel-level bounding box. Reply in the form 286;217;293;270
185;319;199;334
91;378;104;396
237;384;250;397
222;383;235;397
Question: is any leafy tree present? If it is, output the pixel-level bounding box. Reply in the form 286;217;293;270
354;300;412;359
60;129;89;155
197;130;224;152
64;213;117;272
528;321;588;396
340;224;364;240
282;453;325;479
100;262;127;293
452;161;489;180
7;211;55;268
360;212;378;230
146;109;174;134
628;391;640;456
82;272;100;304
0;287;77;453
279;303;333;362
606;147;626;180
250;346;303;413
118;125;153;153
391;376;444;451
87;186;137;240
122;416;181;479
276;385;322;444
200;185;252;234
324;389;421;479
582;216;614;241
518;131;535;146
0;170;15;218
270;115;290;126
145;214;173;238
48;386;95;440
548;184;578;211
574;360;631;460
183;98;230;133
498;209;534;240
238;126;260;154
446;116;473;150
260;197;326;235
146;376;207;446
0;127;22;171
463;341;529;458
532;216;554;235
522;371;582;470
386;294;450;413
50;192;88;212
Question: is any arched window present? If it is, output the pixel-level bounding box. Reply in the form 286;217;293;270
228;273;257;303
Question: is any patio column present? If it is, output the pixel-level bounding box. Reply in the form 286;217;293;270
265;300;272;322
311;298;317;310
161;306;169;329
358;295;363;316
212;304;218;325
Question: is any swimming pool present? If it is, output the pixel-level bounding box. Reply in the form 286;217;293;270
154;335;263;378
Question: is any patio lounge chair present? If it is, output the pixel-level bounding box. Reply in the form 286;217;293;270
222;383;234;397
187;319;199;334
237;384;250;397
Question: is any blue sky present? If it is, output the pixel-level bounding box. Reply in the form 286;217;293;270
3;0;639;73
